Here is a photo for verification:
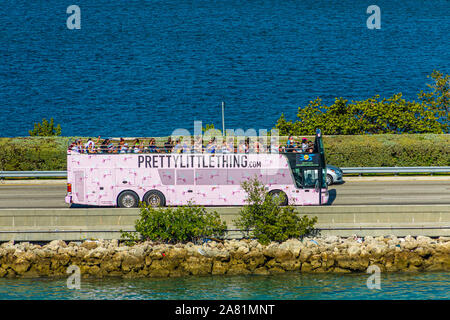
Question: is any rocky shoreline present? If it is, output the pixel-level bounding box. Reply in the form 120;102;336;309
1;235;449;278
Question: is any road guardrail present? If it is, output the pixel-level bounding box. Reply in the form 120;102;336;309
1;166;450;178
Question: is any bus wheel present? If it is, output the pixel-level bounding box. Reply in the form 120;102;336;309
143;190;166;207
268;190;288;206
117;191;139;208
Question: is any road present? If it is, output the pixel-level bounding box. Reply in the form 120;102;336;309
0;179;449;208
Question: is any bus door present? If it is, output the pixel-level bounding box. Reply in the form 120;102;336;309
300;167;323;205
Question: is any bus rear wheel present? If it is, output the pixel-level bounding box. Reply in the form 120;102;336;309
117;191;139;208
143;190;166;207
268;190;288;206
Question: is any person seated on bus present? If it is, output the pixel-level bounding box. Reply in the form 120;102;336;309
107;139;116;153
86;136;101;154
120;142;128;154
193;136;203;153
270;140;279;153
253;140;261;154
220;141;231;154
226;138;235;153
164;137;174;153
301;138;309;152
69;141;79;153
182;139;190;153
133;139;143;153
148;138;158;153
85;138;94;153
172;139;183;153
285;136;295;152
305;173;314;186
292;141;302;153
205;138;216;153
99;139;109;153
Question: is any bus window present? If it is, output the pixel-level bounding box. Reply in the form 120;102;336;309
291;167;321;189
302;169;319;188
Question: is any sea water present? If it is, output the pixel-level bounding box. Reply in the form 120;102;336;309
0;272;448;300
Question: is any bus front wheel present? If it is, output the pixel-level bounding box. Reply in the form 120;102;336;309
268;190;288;206
117;191;139;208
143;190;166;207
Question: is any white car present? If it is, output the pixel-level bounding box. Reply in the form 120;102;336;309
326;165;344;185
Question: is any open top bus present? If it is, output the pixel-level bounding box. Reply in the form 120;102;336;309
65;129;329;207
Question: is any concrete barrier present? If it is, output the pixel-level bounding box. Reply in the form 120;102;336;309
0;205;449;241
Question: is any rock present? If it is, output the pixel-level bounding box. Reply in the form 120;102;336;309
81;240;99;250
416;236;432;244
279;239;303;257
438;236;450;242
227;264;251;275
253;267;270;275
1;240;14;249
324;236;339;244
121;252;144;272
212;261;229;275
181;257;212;275
46;240;67;251
347;246;361;256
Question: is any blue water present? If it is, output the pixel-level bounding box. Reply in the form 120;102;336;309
0;272;449;300
1;1;449;137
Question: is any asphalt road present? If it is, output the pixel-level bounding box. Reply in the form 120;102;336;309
0;179;449;208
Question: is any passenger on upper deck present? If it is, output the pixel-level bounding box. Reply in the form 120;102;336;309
270;138;279;153
107;139;115;153
148;138;158;153
172;139;183;153
301;138;309;152
205;138;216;153
286;136;294;152
164;137;174;153
194;136;203;153
133;139;143;153
100;138;110;153
85;138;94;153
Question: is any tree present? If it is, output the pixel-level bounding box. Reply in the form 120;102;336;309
418;70;450;133
274;71;448;135
29;118;62;136
234;177;317;245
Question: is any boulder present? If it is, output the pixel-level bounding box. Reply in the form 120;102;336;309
324;236;339;244
81;240;99;250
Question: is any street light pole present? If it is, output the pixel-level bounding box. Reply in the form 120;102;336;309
221;101;225;136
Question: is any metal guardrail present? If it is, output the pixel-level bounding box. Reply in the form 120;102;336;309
0;171;67;178
341;166;450;174
1;167;449;178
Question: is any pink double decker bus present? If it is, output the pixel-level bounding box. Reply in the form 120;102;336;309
65;130;329;207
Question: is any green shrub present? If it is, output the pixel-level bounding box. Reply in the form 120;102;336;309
121;202;227;244
29;118;62;136
234;177;317;245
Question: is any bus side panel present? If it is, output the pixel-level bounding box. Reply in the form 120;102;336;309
85;169;115;206
73;170;85;204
